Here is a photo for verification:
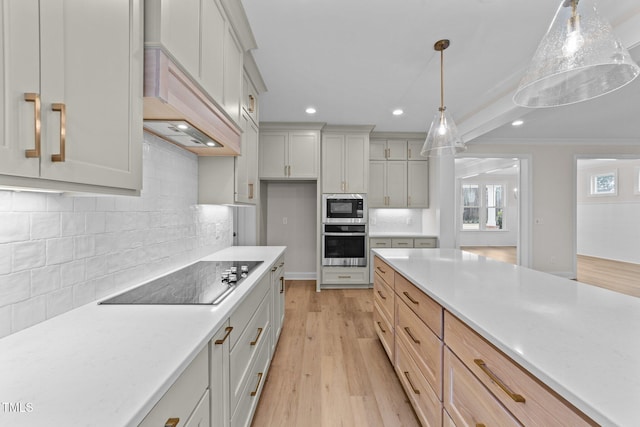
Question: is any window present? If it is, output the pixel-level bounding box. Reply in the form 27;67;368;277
590;171;617;196
461;183;506;231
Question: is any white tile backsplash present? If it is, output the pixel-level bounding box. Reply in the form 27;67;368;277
369;208;425;234
0;134;233;337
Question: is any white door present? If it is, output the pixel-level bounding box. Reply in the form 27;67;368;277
39;0;141;190
0;0;41;178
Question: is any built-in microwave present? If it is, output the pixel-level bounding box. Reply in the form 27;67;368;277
322;194;367;224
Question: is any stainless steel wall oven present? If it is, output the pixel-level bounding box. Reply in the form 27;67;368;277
322;224;367;267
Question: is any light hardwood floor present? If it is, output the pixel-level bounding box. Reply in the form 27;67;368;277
462;246;640;298
251;281;420;427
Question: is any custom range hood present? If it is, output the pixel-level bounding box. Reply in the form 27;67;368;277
143;48;241;156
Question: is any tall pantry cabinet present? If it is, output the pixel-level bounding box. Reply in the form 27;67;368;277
0;0;143;195
321;125;373;194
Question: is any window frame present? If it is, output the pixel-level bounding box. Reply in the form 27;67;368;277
459;180;508;232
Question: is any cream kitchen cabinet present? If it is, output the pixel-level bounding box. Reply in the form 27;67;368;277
0;0;142;195
321;126;372;193
270;255;285;356
234;110;259;203
407;161;429;207
259;125;321;180
211;321;232;427
369;161;407;207
139;346;209;427
145;0;256;125
370;139;407;161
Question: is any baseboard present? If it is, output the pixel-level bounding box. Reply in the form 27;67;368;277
320;283;373;290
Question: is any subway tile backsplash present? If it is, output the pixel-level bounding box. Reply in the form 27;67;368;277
0;134;233;337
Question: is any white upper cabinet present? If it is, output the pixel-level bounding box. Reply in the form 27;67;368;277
370;139;407;161
322;126;372;194
407;161;429;207
201;0;226;103
0;0;143;195
369;161;407;207
259;124;321;180
407;140;428;161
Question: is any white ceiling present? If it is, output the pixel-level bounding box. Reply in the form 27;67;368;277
241;0;640;143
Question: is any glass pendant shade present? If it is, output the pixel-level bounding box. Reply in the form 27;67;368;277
513;0;640;108
421;108;465;157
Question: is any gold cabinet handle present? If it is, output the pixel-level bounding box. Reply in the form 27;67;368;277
24;93;41;158
248;182;254;199
279;262;284;267
474;359;526;403
403;291;419;305
250;372;264;396
408;147;412;158
403;371;420;395
376;266;386;274
476;424;487;427
397;242;409;246
288;165;291;176
165;418;179;427
376;290;387;300
376;321;386;333
51;103;66;162
214;326;233;345
271;266;277;272
280;276;284;293
338;275;351;279
404;327;420;344
248;94;255;112
250;327;263;346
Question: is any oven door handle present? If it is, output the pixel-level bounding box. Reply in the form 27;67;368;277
323;233;367;237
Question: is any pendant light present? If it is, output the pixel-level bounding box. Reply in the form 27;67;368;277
421;39;465;157
513;0;640;108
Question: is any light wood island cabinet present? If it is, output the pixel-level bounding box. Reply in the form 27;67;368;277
373;254;597;427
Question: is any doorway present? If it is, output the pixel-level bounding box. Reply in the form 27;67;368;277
454;156;530;266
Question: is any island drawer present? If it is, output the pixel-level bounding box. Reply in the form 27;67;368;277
395;336;442;427
444;347;521;427
230;290;271;414
374;256;394;287
395;273;443;338
373;270;394;322
396;296;442;399
444;311;595;427
374;301;394;362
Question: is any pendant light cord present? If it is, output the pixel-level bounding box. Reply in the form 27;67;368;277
440;48;445;111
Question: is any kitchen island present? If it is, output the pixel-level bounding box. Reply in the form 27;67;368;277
0;246;285;427
374;248;640;427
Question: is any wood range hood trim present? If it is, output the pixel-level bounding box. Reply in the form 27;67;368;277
143;47;241;156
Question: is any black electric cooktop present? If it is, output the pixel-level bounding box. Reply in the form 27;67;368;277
99;260;263;305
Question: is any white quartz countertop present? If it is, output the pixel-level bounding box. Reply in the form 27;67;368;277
0;246;285;427
373;248;640;427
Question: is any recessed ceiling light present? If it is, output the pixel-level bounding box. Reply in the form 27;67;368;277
305;107;316;114
205;141;218;147
392;109;404;116
511;119;524;126
177;123;189;130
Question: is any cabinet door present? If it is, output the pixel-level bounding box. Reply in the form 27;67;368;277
386;161;407;207
288;131;319;179
235;112;258;204
386;140;407;160
344;134;368;193
369;139;387;160
259;132;288;179
408;161;429;207
38;0;142;191
407;140;427;160
0;0;41;178
223;26;243;124
211;322;231;427
200;0;226;103
321;134;345;193
157;0;200;79
368;161;386;207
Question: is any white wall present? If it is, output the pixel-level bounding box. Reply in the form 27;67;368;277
265;182;317;278
465;140;640;277
577;159;640;263
0;134;233;338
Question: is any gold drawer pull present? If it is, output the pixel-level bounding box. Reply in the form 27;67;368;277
376;266;387;274
248;183;254;199
24;93;41;158
403;371;420;395
404;327;420;344
51;103;66;162
403;291;419;305
397;242;409;245
280;276;284;293
271;266;277;272
250;327;263;345
474;359;526;403
279;262;284;267
248;94;255;112
476;424;486;427
250;372;264;396
376;321;386;333
165;418;179;427
214;326;233;345
376;290;387;300
338;275;351;279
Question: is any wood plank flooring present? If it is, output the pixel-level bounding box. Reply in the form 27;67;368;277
462;246;640;298
251;281;420;427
